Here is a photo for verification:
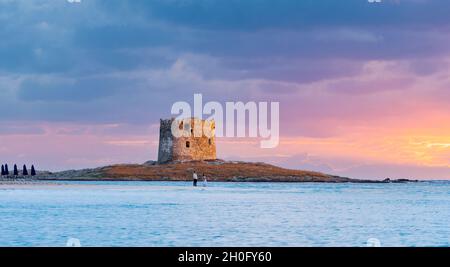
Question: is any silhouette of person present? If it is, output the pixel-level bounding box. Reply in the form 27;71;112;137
193;171;198;187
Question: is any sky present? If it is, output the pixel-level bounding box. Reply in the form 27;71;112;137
0;0;449;179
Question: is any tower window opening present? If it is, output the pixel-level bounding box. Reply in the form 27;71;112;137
186;141;190;148
209;139;212;145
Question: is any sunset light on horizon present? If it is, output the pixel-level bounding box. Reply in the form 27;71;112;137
0;0;449;179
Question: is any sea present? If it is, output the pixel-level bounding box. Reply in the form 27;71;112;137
0;181;449;247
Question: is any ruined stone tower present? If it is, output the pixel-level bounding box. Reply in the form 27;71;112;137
158;118;217;163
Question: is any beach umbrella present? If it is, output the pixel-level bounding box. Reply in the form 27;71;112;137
31;165;36;176
13;164;19;176
23;165;29;176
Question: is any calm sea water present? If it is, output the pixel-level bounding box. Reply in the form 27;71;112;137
0;181;449;247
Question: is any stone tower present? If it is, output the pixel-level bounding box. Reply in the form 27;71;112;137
158;118;217;163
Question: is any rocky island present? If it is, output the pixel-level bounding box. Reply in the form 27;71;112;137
38;160;347;182
14;118;418;184
35;160;416;183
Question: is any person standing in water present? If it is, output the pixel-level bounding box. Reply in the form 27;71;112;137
202;174;208;187
193;171;198;187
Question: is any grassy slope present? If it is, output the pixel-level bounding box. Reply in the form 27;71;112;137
46;160;367;182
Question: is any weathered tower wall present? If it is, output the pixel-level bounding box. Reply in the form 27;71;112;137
157;119;174;163
157;118;217;163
